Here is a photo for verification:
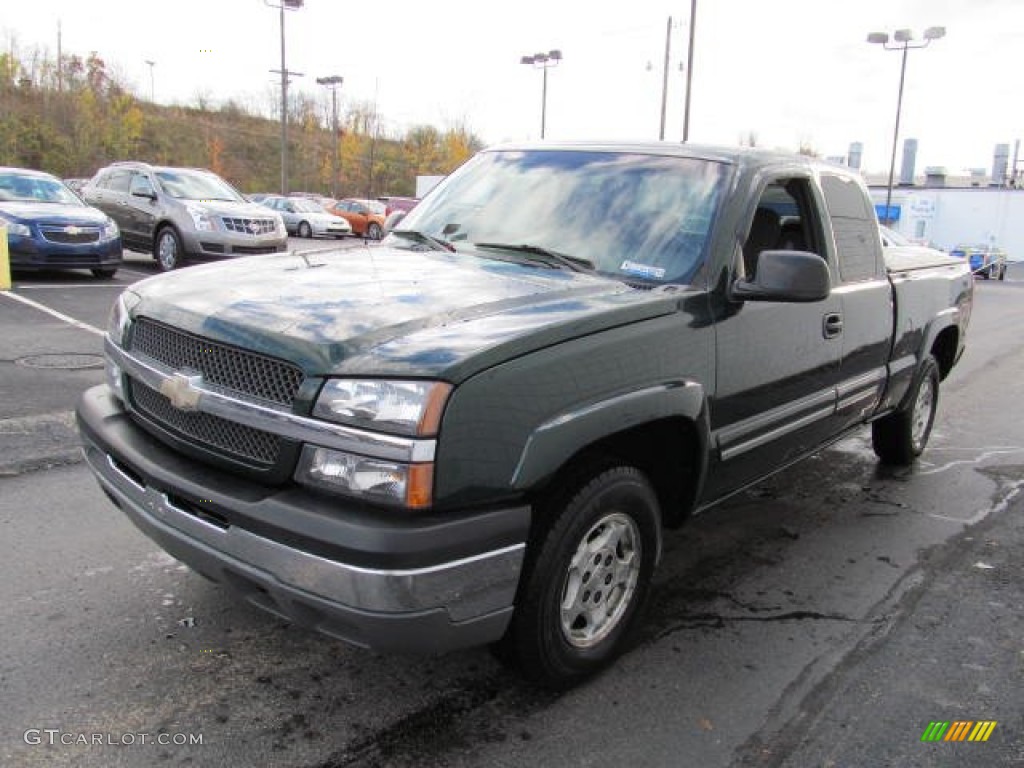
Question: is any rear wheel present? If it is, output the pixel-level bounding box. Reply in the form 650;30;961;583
494;464;660;688
298;221;312;238
872;355;940;465
367;222;382;240
154;226;183;272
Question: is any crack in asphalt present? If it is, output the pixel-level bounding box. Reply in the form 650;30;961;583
651;609;864;640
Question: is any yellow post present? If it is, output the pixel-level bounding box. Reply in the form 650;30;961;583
0;223;10;291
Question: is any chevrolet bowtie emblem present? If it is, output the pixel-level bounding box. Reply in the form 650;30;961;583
160;372;203;411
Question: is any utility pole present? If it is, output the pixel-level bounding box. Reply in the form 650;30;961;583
265;0;305;196
145;60;155;102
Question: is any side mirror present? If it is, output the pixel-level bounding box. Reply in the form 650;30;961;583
383;210;407;235
731;250;831;303
131;187;156;201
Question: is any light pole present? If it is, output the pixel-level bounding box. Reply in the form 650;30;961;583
867;26;945;226
682;0;696;142
316;75;343;198
520;50;562;139
144;59;155;102
265;0;305;195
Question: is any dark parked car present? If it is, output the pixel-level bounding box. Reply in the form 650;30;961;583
82;162;287;271
79;143;972;686
0;167;122;278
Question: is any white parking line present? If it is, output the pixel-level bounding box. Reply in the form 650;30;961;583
0;291;104;336
17;284;126;290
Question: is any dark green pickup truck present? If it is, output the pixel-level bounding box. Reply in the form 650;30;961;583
77;143;973;686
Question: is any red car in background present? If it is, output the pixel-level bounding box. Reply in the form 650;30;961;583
377;196;419;216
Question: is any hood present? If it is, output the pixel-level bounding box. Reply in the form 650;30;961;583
184;199;278;218
0;201;109;225
127;246;680;382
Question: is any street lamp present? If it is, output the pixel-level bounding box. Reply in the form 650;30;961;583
520;50;562;139
867;26;945;225
265;0;305;195
316;75;343;198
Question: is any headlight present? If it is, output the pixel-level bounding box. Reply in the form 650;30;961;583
2;218;31;237
102;219;119;240
295;446;434;508
186;205;216;232
313;379;452;437
106;290;140;347
104;291;139;402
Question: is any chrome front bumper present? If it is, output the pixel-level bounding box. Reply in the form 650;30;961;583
81;429;526;653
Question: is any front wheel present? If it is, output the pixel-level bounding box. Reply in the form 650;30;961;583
494;465;660;688
154;227;183;272
872;355;940;465
366;222;382;240
298;221;312;238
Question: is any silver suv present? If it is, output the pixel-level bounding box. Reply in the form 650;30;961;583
83;162;288;270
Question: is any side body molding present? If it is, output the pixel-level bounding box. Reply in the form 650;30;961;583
511;381;708;490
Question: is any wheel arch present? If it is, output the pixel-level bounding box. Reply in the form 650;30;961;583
513;382;709;529
929;324;959;381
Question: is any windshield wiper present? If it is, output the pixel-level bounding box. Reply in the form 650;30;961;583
391;229;456;252
474;242;595;273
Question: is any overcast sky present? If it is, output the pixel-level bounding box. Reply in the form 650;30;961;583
5;0;1022;175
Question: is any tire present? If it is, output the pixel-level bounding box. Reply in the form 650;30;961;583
154;226;183;272
367;222;382;240
91;267;118;279
998;265;1006;281
298;221;312;238
494;464;660;688
872;355;940;465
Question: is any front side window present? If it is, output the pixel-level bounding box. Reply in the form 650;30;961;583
397;150;728;285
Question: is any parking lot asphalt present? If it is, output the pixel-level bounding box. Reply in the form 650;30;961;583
2;256;1023;767
0;240;356;474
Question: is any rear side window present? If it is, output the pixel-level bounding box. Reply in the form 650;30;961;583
820;174;881;283
103;169;133;193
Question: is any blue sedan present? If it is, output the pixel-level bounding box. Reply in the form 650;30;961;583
0;167;123;278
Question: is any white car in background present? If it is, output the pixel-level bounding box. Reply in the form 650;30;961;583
262;195;352;239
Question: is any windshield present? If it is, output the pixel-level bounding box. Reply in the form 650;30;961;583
0;172;84;205
293;199;325;213
396;149;727;284
155;170;244;202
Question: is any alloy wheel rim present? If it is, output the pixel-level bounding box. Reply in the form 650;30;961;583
158;234;177;269
560;511;641;649
911;375;935;449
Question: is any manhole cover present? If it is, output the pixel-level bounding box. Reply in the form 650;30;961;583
15;353;105;370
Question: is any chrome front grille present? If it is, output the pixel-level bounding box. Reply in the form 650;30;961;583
130;380;282;466
130;319;303;406
40;226;101;244
221;217;278;236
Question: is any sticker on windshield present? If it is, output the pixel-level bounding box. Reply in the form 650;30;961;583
619;260;666;280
